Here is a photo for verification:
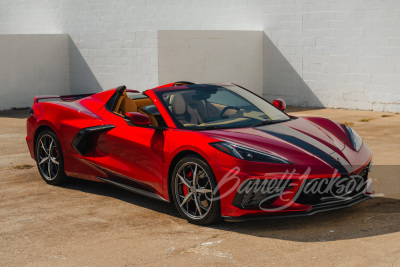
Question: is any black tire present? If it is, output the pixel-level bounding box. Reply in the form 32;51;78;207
35;130;68;185
171;155;221;225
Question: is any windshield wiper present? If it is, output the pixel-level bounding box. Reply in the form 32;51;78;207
252;119;288;127
192;125;225;130
189;124;250;131
188;119;290;130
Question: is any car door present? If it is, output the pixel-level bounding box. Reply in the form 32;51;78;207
93;109;165;196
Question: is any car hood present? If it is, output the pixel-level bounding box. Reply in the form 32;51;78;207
203;117;353;175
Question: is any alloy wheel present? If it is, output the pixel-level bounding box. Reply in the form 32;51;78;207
174;162;213;220
37;134;60;181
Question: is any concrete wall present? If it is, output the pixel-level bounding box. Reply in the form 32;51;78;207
262;1;400;112
1;0;400;112
158;30;263;96
0;34;70;110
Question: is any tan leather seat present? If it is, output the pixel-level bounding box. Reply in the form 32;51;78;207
119;93;138;114
190;99;220;119
181;92;220;121
113;90;137;114
113;93;125;115
171;94;203;125
113;89;160;126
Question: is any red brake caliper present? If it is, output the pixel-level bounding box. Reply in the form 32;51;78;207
183;170;193;196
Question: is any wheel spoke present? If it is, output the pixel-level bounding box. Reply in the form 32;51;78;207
178;174;191;188
50;157;59;165
180;192;193;207
196;188;212;194
49;139;53;153
192;164;198;187
48;161;52;179
39;157;48;165
194;194;203;217
40;140;48;155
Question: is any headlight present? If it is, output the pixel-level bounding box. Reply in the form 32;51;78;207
344;125;363;152
209;141;292;164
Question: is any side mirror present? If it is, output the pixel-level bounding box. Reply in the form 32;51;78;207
273;98;286;112
125;112;151;126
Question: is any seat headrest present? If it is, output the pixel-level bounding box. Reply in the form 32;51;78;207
171;94;186;115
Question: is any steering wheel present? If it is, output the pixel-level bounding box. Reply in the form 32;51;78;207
219;106;241;118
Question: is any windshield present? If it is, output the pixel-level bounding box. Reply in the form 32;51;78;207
155;84;290;130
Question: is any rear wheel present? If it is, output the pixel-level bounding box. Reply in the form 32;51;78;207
35;130;67;185
171;155;221;225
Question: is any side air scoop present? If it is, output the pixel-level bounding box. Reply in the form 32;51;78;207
72;125;115;156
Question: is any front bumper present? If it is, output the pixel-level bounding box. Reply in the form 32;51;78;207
215;161;372;219
223;192;372;221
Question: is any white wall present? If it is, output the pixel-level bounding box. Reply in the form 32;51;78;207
158;30;263;96
0;34;70;110
1;0;400;112
262;1;400;112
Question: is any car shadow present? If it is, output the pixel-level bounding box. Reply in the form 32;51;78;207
60;177;181;218
211;196;400;242
60;177;400;242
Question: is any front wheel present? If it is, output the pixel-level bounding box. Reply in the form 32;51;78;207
35;130;67;185
171;155;221;225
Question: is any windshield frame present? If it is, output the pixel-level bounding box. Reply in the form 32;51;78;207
153;84;291;130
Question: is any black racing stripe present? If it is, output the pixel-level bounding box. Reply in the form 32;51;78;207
258;128;349;176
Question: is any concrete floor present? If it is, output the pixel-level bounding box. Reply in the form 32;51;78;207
0;107;399;266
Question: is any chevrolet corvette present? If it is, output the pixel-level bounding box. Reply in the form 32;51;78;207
26;82;373;224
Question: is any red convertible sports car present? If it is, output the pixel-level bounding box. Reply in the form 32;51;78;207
26;82;373;224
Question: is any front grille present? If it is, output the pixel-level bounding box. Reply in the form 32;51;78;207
232;166;370;209
295;166;370;205
232;179;294;209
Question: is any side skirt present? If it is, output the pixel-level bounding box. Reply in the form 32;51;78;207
96;176;169;202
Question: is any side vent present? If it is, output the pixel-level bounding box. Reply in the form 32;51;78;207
71;125;115;156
